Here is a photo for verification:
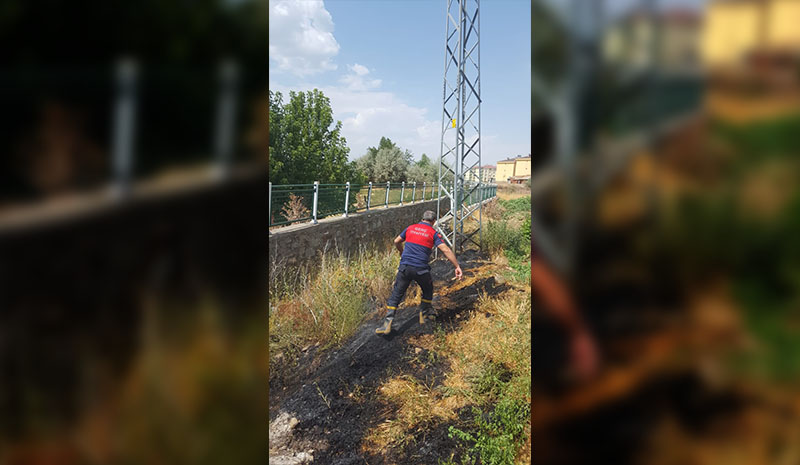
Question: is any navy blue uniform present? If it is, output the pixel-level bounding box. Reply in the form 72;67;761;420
385;222;445;318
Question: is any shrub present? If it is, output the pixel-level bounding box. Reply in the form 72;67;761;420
499;197;531;217
484;220;528;257
280;193;310;222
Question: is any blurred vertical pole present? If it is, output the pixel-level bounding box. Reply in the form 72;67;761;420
645;0;660;129
554;0;581;277
268;181;273;230
422;181;427;201
412;181;416;203
385;181;390;208
111;58;138;198
367;182;372;210
644;0;661;217
213;59;240;180
400;181;405;205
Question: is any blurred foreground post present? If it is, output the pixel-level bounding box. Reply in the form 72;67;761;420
268;181;273;231
213;59;240;180
111;58;138;198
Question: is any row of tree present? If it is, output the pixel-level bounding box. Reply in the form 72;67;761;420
269;89;450;186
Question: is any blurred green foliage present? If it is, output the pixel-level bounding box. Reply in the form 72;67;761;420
661;115;800;384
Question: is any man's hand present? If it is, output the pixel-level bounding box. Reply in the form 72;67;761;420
437;244;461;279
568;328;599;381
394;235;404;254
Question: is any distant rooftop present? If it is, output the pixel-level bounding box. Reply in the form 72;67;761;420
498;155;531;163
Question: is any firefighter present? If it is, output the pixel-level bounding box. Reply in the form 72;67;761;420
375;210;463;335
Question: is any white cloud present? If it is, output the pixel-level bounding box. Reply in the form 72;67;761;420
339;63;382;91
269;0;340;77
350;63;369;76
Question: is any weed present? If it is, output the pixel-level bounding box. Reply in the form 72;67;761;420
448;396;530;465
468;361;513;403
427;350;438;366
350;383;365;402
315;382;331;410
498;197;531;217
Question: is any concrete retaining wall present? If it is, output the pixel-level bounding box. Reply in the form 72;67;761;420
268;199;451;269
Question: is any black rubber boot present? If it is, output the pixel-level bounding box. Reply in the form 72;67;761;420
375;317;393;335
420;305;437;324
422;306;439;321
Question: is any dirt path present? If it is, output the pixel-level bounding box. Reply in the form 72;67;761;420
269;250;510;465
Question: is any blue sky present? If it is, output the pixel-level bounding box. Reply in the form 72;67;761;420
269;0;531;166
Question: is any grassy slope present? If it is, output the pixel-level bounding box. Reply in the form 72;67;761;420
269;189;532;464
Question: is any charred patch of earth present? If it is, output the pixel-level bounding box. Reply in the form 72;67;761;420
270;343;326;417
436;275;511;326
376;405;477;465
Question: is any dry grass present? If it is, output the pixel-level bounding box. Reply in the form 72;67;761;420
498;184;531;201
443;290;531;397
364;375;457;451
363;279;532;461
269;248;399;358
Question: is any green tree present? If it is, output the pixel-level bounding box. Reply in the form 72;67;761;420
407;153;439;182
372;146;412;182
355;137;399;181
354;137;414;182
268;89;357;185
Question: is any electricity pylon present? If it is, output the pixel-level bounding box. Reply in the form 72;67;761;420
436;0;482;256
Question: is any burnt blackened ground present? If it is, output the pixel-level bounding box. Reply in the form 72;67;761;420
269;249;510;464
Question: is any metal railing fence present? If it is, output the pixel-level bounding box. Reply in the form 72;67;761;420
268;181;497;229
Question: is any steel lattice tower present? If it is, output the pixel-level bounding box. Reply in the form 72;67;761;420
436;0;481;255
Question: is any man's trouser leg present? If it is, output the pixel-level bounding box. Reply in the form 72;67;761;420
413;269;435;323
377;265;412;334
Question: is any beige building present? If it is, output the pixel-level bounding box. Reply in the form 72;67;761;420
495;156;531;183
465;165;496;183
603;8;702;74
702;0;800;69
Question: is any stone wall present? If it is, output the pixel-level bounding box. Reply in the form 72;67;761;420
269;199;451;269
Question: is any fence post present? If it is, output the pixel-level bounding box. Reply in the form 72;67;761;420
213;59;239;180
343;181;350;217
268;182;272;230
412;182;416;203
312;181;319;224
111;57;138;198
367;182;373;210
400;182;405;205
422;182;426;201
385;181;390;208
